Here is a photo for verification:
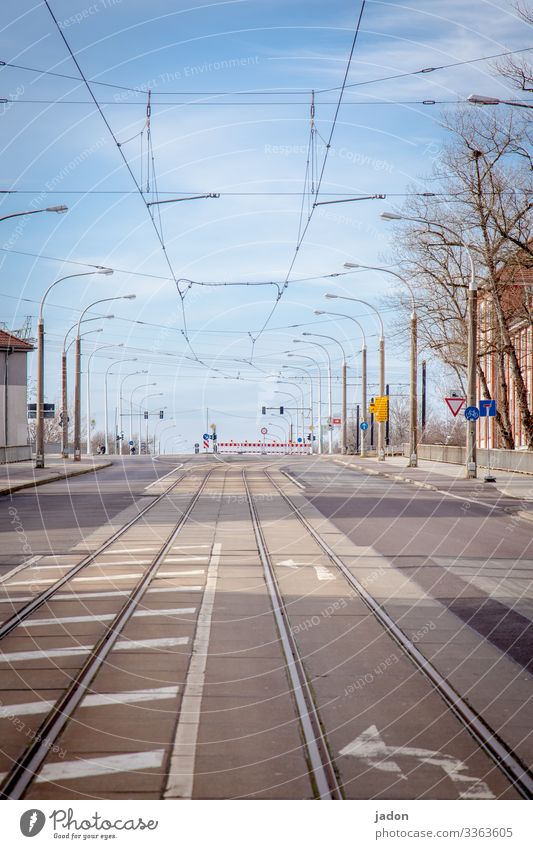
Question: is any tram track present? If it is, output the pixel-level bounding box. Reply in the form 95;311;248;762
0;467;215;799
258;466;533;800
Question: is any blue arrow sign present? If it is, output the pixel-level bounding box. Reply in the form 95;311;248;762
479;399;496;417
464;406;480;421
203;433;209;440
360;421;369;431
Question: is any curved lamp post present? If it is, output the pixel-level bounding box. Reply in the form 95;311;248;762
345;262;418;466
73;290;136;461
381;211;476;478
104;358;137;454
325;294;386;460
293;338;333;453
287;352;323;454
35;268;111;469
304;331;348;454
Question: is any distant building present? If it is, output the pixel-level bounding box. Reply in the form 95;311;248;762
0;330;34;463
478;259;532;449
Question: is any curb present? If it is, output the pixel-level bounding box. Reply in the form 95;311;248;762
332;458;533;525
0;460;113;498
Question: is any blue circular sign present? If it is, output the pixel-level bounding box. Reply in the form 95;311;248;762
128;440;134;446
360;421;369;431
464;406;480;421
297;437;303;443
203;433;209;440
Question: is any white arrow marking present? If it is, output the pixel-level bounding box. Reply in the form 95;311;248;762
340;725;494;799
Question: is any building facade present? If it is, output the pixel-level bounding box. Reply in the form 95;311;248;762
0;330;33;463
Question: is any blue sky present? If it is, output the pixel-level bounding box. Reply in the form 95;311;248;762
0;0;530;449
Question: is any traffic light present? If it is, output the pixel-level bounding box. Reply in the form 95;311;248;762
279;406;284;415
261;406;266;415
307;433;311;442
159;410;164;419
144;411;148;420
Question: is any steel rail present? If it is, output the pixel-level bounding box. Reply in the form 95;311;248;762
0;463;189;639
242;469;343;800
265;468;533;800
0;468;216;800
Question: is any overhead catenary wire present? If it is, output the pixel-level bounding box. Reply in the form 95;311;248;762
3;45;531;97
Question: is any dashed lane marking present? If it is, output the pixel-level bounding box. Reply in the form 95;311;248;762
164;542;222;799
0;587;204;604
0;750;166;784
0;637;189;663
19;608;196;627
0;686;179;718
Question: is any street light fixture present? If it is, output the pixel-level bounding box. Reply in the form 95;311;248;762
467;93;533;109
344;261;419;467
287;352;324;454
294;337;333;454
73;289;137;461
104;358;137;454
314;309;367;457
137;392;163;455
85;343;124;454
306;329;348;454
118;370;147;452
381;211;477;478
282;364;314;454
129;383;156;448
324;293;386;460
35;268;112;469
0;205;68;224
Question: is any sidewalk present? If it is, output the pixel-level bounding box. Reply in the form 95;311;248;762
333;453;533;523
0;455;113;497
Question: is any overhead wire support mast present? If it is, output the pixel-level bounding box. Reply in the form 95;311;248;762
249;0;368;354
40;2;212;361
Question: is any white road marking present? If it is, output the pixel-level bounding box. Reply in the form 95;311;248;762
4;572;143;587
0;556;42;583
171;545;210;549
30;750;165;783
276;559;303;568
0;586;204;604
0;637;189;663
313;565;336;581
156;570;205;577
0;686;179;718
20;608;196;627
161;556;209;563
164;542;221;799
340;725;495;799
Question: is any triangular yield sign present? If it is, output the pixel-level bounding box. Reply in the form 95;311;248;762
445;397;466;417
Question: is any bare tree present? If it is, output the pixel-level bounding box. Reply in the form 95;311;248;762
386;106;533;448
494;2;533;93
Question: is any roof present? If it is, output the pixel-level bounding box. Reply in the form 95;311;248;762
0;330;34;351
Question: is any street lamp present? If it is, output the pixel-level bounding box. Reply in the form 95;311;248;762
275;380;306;439
118;370;147;453
137;392;163;454
314;309;367;457
35;268;111;469
282;364;314;454
275;389;303;442
73;289;136;461
467;93;533;109
104;358;137;454
293;338;333;453
129;383;156;449
305;330;348;454
286;352;324;454
381;211;477;478
345;262;419;467
324;294;386;460
86;343;123;454
0;205;67;224
61;314;114;458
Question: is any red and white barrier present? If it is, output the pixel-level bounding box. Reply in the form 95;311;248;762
217;442;311;454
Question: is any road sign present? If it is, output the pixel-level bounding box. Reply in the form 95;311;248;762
194;443;199;448
331;417;341;425
445;397;466;417
448;389;464;399
479;399;496;417
203;439;209;449
464;405;480;421
260;427;268;435
369;396;388;422
203;433;209;440
360;421;369;431
128;440;134;446
297;437;303;443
